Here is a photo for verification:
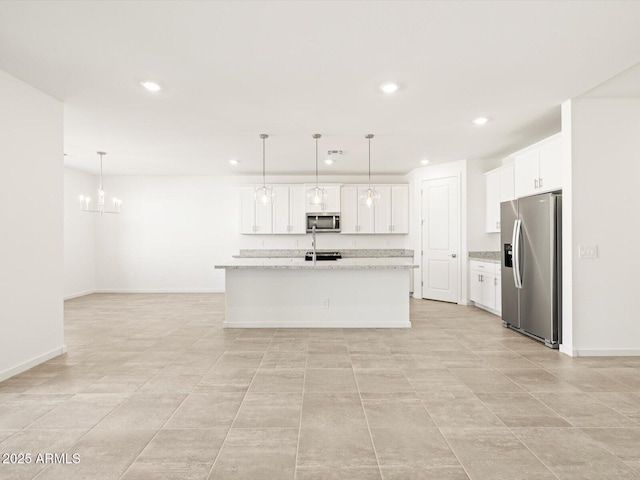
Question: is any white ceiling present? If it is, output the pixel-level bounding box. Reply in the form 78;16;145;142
1;1;640;176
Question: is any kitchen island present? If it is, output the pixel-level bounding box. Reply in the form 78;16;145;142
215;257;417;328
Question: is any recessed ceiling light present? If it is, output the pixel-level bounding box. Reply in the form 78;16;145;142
228;159;240;165
420;159;430;165
324;158;334;165
473;117;489;126
380;82;399;94
140;81;161;92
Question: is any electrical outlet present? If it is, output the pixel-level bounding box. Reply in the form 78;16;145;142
578;244;598;259
351;240;357;247
260;239;265;247
322;298;330;308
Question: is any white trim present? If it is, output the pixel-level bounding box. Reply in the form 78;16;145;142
94;289;224;294
0;345;68;382
573;348;640;357
472;302;500;317
64;290;96;300
559;344;575;357
224;321;411;329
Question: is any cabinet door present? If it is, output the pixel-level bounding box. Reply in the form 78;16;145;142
272;186;290;234
514;149;539;198
481;272;496;310
357;187;375;233
255;200;272;234
485;171;501;233
240;187;256;234
469;271;482;304
499;164;515;202
340;186;358;234
495;274;502;315
391;185;409;233
374;186;392;233
289;186;306;234
539;138;562;192
323;186;341;213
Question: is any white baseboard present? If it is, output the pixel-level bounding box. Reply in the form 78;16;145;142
559;344;575;357
573;348;640;357
94;289;225;294
64;290;96;300
223;321;412;329
471;302;501;317
0;345;68;382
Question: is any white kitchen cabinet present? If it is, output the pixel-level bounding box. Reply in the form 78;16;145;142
340;186;358;234
374;186;392;233
241;185;273;234
371;184;410;234
390;185;410;233
305;184;341;213
469;260;501;315
485;164;514;233
341;185;374;233
272;186;306;234
341;184;409;234
514;134;562;198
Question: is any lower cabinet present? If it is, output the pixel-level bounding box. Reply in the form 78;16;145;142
469;260;501;315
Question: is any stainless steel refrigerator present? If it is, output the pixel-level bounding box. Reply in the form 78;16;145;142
500;192;562;348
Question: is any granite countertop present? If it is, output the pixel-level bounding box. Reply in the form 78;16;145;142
234;249;414;258
216;257;418;270
469;251;500;263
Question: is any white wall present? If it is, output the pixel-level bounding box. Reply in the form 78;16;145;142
407;160;468;303
466;158;502;252
93;174;410;293
0;69;65;381
563;98;640;355
64;167;96;299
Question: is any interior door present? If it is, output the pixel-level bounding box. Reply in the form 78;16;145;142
421;177;459;303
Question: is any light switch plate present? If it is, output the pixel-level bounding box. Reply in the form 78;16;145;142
578;245;598;259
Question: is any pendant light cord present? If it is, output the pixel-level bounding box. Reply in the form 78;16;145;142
315;137;319;189
262;136;266;187
368;136;371;188
365;134;374;189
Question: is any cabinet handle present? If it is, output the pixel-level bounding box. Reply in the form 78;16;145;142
494;277;498;286
481;274;484;282
496;221;499;229
539;177;543;189
389;225;392;232
534;178;538;189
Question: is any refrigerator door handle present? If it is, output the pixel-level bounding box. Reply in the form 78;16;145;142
512;218;523;289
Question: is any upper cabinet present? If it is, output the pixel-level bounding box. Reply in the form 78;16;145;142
514;134;562;198
484;164;514;233
341;186;375;234
241;183;409;235
341;184;409;234
240;186;273;234
374;185;409;234
305;185;341;213
272;186;306;234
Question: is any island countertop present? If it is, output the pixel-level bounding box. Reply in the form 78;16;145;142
215;257;418;270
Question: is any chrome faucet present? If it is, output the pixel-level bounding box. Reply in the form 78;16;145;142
312;225;317;265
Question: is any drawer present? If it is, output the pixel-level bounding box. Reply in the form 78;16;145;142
470;260;497;274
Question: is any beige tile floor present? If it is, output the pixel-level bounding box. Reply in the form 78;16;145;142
1;293;640;479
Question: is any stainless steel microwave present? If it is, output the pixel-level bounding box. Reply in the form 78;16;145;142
306;213;340;233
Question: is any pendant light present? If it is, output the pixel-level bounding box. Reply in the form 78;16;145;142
306;133;326;206
79;151;122;215
359;134;379;207
255;133;274;205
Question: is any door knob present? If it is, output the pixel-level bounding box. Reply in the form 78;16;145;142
450;254;457;258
